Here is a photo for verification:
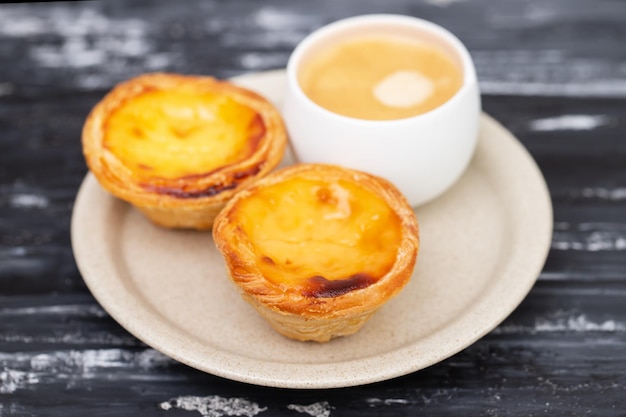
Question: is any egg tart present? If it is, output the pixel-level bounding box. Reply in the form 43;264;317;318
82;73;287;229
213;164;419;342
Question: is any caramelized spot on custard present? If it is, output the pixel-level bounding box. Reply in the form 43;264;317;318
131;127;145;139
315;186;335;204
304;273;377;298
233;164;263;180
142;182;238;199
235;177;403;295
103;89;264;180
140;163;262;198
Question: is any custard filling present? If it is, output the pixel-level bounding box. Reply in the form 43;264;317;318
104;90;264;180
233;177;403;296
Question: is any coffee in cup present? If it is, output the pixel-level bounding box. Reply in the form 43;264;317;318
298;34;463;121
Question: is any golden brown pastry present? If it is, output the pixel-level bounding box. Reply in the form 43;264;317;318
82;73;287;229
213;163;419;342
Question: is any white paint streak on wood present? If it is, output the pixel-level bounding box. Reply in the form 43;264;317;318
0;331;135;346
29;11;150;69
424;0;465;6
135;349;173;369
479;80;626;97
472;50;626;97
551;222;626;251
366;398;411;408
0;304;106;317
473;49;567;64
493;314;626;335
536;316;626;332
384;399;410;405
538;271;578;281
219;6;317;48
555;222;626;232
0;247;27;257
579;188;626;201
287;401;332;417
239;52;289;70
159;395;267;417
0;14;45;37
0;369;40;394
487;4;559;28
539;271;626;282
221;31;304;48
552;231;626;251
0;6;172;76
9;194;49;209
253;6;319;30
0;349;173;373
528;115;610;131
28;349;172;371
0;349;177;393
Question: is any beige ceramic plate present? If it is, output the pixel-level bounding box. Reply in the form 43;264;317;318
71;70;552;389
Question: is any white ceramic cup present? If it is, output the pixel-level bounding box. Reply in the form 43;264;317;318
283;14;481;206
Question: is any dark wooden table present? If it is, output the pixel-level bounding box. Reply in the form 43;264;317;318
2;0;626;415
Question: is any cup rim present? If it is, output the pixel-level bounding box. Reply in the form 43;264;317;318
286;14;478;125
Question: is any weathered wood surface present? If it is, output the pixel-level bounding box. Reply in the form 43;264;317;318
1;0;626;415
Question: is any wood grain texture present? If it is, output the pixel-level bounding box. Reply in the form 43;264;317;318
1;0;626;415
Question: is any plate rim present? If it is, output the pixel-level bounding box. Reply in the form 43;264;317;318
71;70;553;389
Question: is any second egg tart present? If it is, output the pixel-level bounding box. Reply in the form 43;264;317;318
82;73;287;229
213;164;419;342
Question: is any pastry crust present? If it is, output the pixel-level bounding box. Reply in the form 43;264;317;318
82;73;287;229
213;163;419;342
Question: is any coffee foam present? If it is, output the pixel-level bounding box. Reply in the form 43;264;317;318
373;70;434;108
